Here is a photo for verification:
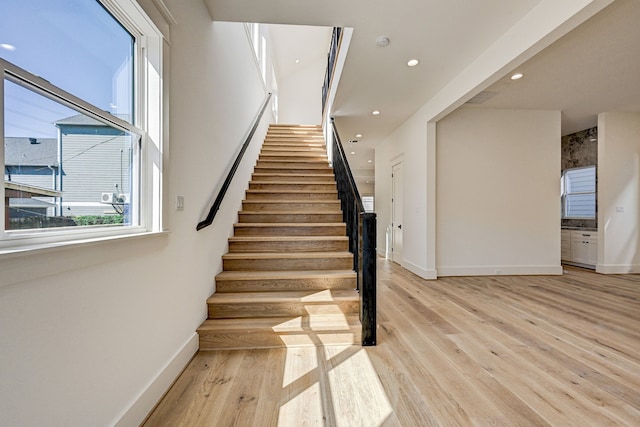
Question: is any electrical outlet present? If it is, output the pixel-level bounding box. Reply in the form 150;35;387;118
616;206;624;213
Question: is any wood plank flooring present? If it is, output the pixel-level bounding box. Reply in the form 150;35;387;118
143;261;640;426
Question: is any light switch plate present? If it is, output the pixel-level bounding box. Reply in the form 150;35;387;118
176;195;184;211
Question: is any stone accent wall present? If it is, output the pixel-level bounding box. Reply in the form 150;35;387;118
561;127;597;228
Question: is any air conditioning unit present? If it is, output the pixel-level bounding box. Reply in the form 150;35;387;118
118;194;130;204
101;192;117;204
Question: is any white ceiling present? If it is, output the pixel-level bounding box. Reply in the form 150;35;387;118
203;0;640;188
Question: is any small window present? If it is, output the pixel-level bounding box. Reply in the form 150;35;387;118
562;166;596;219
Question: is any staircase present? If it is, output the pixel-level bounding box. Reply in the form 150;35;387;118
197;124;361;350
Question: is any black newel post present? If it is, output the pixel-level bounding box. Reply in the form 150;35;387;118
360;212;377;346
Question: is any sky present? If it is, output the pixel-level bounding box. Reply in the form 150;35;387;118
1;0;134;137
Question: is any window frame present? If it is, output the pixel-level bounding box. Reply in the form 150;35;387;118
0;0;164;253
561;165;597;220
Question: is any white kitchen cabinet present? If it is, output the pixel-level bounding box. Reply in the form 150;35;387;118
570;230;597;267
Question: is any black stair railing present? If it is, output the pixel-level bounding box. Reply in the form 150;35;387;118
321;27;342;115
197;93;272;231
331;119;376;346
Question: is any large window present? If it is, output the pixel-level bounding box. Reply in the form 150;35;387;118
562;166;596;219
1;0;163;249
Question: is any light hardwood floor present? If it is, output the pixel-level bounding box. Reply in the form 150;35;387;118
144;260;640;426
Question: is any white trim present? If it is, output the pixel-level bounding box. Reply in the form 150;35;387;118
437;265;563;277
151;0;177;25
596;264;640;274
403;259;437;280
113;333;199;427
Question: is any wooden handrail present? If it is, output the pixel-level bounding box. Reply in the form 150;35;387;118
196;93;272;231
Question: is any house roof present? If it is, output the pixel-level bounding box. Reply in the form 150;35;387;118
4;137;58;167
55;114;106;127
55;113;131;127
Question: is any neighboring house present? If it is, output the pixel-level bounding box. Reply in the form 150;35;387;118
4;136;59;219
55;114;133;217
3;115;132;225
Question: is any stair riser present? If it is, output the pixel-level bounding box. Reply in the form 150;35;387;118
248;183;336;191
251;174;335;182
262;144;325;150
259;155;328;162
245;192;337;201
242;200;340;212
234;225;346;236
256;161;329;169
238;213;343;222
265;135;323;139
229;239;349;253
215;276;356;292
198;330;360;351
223;257;352;271
241;201;341;212
264;140;324;145
254;167;333;175
207;300;359;319
261;146;326;152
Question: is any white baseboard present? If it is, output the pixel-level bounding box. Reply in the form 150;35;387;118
113;333;199;427
403;260;437;280
437;265;563;277
596;264;640;274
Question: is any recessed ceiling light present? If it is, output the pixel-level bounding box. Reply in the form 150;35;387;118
407;59;419;67
355;134;363;138
351;151;356;155
511;72;524;80
0;43;16;51
376;36;390;48
368;160;373;163
366;181;370;184
295;59;300;64
372;110;381;116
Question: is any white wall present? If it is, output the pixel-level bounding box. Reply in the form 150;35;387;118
436;108;562;276
277;56;326;125
375;112;432;278
0;1;272;426
597;112;640;273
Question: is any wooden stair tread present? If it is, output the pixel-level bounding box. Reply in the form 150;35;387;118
215;270;355;281
252;173;334;177
257;159;328;163
238;210;341;214
248;181;334;186
242;199;340;205
228;236;348;242
198;314;360;332
234;222;345;227
222;251;352;260
246;189;336;194
207;289;359;304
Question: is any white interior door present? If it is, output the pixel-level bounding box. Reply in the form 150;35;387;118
392;162;403;264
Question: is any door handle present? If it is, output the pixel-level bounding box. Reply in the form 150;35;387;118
398;224;402;229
